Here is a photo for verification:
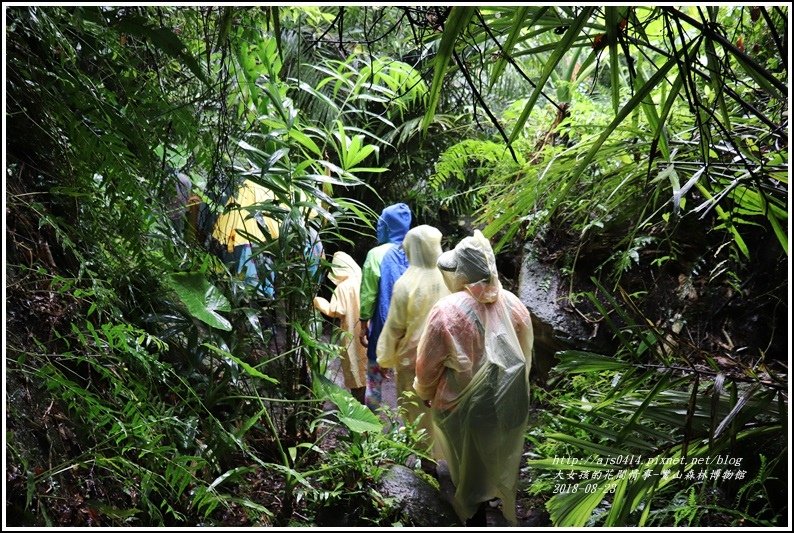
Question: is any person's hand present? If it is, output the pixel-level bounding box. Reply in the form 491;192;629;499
423;399;431;408
359;320;369;347
379;366;392;380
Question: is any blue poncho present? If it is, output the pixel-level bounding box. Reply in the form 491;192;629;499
366;203;411;361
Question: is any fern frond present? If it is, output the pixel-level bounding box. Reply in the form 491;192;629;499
430;139;520;190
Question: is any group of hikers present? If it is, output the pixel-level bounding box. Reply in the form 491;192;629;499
313;203;534;527
169;177;534;526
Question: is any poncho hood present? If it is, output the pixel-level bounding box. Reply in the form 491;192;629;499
437;230;501;302
403;225;443;269
328;251;361;285
377;203;412;244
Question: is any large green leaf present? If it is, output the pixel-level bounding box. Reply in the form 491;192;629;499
728;184;788;255
202;343;278;384
288;128;322;157
265;6;282;66
555;350;632;373
546;478;611;527
313;373;382;434
633;63;669;160
704;33;731;130
207;466;258;492
605;6;620;115
616;373;679;442
767;209;788;255
694;182;750;258
667;7;786;98
243;307;266;343
167;272;232;331
488;7;545;88
651;70;684;171
546;38;699;219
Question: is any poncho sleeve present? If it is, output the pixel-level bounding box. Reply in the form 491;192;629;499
358;249;380;321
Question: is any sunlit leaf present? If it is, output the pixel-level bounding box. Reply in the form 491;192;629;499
312;373;382;434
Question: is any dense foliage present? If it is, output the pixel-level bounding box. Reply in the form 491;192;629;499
5;5;788;527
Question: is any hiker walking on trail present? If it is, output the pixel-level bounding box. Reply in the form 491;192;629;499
414;230;534;527
313;251;367;404
359;203;412;411
377;225;449;458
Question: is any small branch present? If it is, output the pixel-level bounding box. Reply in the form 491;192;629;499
760;7;787;69
302;8;344;55
337;7;345;57
365;8;405;46
664;6;787;95
474;10;563;113
452;50;518;162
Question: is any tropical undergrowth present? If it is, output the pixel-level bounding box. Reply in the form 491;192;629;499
523;281;787;526
4;5;788;528
6;5;430;527
414;5;788;527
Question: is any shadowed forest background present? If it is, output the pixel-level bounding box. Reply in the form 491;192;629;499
4;5;789;527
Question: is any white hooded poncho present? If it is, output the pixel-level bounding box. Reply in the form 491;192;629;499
377;225;450;453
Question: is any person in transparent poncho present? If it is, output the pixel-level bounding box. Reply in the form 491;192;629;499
376;225;450;463
414;230;534;526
